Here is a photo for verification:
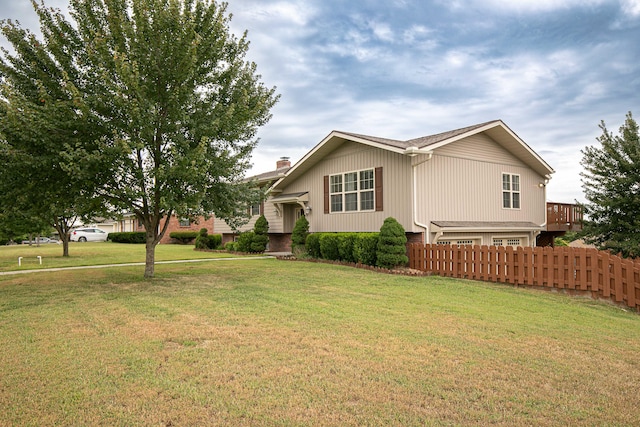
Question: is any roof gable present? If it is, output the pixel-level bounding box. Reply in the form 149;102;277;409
270;120;554;190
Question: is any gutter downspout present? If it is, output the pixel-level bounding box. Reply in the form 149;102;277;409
409;151;433;243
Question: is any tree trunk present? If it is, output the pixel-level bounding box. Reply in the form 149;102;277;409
53;220;72;257
144;230;157;278
62;235;70;257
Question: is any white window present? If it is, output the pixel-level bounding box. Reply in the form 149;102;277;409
493;238;522;247
502;173;520;209
330;175;343;212
437;239;477;246
330;169;375;213
179;218;190;227
250;204;260;216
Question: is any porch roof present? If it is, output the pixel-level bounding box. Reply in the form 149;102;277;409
270;192;309;204
431;221;542;232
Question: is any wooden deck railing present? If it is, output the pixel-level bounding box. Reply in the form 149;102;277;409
547;202;583;231
409;244;640;312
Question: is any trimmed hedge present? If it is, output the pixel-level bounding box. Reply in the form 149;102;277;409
251;215;269;252
291;216;309;251
376;217;408;269
305;232;380;266
354;233;379;266
170;231;198;244
195;228;222;250
338;233;357;263
236;231;255;252
108;232;146;243
234;215;270;253
319;234;340;260
306;233;321;258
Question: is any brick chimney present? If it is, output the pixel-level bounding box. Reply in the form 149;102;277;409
276;156;291;169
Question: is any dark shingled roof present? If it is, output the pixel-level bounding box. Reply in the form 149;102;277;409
338;120;498;150
248;166;291;182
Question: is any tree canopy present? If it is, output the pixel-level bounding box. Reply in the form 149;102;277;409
580;112;640;257
0;0;278;276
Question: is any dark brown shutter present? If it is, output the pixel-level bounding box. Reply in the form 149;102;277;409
324;175;330;214
375;167;383;211
260;200;265;215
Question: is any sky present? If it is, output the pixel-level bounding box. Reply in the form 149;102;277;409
2;0;639;203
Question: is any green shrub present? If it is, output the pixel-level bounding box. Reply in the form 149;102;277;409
291;216;309;252
208;234;222;249
306;233;321;258
224;241;237;252
337;233;357;263
195;228;222;250
195;228;209;250
169;231;198;244
236;231;255;252
554;238;569;247
250;215;269;252
320;233;340;261
376;217;408;269
108;232;146;243
354;233;379;266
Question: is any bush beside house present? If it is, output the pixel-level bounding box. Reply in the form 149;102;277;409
376;217;408;269
170;231;199;244
302;218;408;269
291;216;309;254
304;232;380;267
108;232;146;243
195;228;222;250
235;215;270;253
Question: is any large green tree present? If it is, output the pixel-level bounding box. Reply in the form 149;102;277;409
1;0;278;277
0;20;105;256
580;112;640;257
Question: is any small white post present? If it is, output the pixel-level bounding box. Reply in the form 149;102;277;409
37;256;42;265
18;257;22;266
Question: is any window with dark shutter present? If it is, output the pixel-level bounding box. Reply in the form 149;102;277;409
375;167;383;211
324;175;330;214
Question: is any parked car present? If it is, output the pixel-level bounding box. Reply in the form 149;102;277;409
21;237;54;245
70;228;109;242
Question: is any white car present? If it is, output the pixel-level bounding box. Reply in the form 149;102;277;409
70;228;109;242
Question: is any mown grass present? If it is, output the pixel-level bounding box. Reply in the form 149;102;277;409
0;259;639;426
0;242;238;271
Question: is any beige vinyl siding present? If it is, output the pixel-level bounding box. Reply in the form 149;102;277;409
213;214;260;234
434;133;526;166
416;134;546;226
277;141;414;233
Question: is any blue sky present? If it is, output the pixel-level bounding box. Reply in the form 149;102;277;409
3;0;640;202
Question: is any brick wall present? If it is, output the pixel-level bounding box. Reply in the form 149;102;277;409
136;215;214;244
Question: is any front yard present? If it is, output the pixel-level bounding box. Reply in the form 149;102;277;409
0;255;638;425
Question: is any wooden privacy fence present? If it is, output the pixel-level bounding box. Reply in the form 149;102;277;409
409;244;640;312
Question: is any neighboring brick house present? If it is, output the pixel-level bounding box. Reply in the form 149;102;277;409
135;215;214;244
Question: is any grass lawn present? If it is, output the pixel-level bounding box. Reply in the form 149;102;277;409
0;242;239;272
0;257;639;426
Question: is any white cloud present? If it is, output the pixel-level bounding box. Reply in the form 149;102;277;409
621;0;640;15
238;1;317;26
442;0;607;13
369;21;394;42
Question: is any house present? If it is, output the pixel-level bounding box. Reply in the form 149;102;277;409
134;215;214;244
216;120;558;252
91;213;214;244
91;213;138;234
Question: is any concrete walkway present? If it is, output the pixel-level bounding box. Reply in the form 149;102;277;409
0;255;276;276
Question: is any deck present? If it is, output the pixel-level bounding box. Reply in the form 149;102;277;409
546;202;583;232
